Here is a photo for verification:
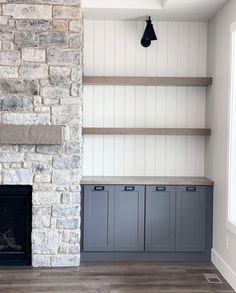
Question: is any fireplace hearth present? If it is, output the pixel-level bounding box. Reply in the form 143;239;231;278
0;186;32;266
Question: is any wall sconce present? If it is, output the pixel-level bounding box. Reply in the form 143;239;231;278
141;16;157;48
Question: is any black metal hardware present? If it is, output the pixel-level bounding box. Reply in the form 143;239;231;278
186;186;197;192
94;186;104;191
124;186;135;191
156;186;166;191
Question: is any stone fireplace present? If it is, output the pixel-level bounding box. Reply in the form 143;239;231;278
0;0;83;267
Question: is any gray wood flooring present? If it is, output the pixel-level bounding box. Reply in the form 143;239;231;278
0;262;233;293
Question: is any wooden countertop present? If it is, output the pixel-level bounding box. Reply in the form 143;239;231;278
81;176;214;186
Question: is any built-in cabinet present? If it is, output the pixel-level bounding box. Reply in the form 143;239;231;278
83;184;213;260
145;186;176;252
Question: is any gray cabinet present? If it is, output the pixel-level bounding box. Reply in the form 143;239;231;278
83;185;114;251
114;186;145;251
145;186;176;251
83;184;212;258
176;186;206;252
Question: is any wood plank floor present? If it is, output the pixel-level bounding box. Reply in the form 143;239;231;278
0;262;233;293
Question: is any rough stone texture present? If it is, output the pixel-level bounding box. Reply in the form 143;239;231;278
22;48;46;62
0;1;83;268
3;4;52;19
0;80;38;95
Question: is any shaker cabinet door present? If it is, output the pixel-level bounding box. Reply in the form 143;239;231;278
83;185;115;251
176;186;206;252
145;186;176;251
114;185;145;251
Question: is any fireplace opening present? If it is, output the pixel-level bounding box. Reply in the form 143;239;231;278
0;185;32;266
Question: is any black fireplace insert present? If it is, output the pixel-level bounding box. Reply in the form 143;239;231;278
0;185;32;266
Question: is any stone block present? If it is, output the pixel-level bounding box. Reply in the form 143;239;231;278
52;169;80;185
32;161;50;174
59;97;78;105
33;192;61;205
32;255;50;267
39;32;67;47
49;66;71;76
3;169;32;184
0;16;9;26
65;142;81;154
61;192;70;204
0;79;38;95
15;19;51;31
50;255;80;267
68;244;80;254
52;105;79;116
71;67;81;81
71;82;80;96
41;86;69;98
53;6;81;19
0;95;33;112
69;33;80;47
71;192;80;204
0;27;13;41
52;205;79;218
33;205;51;216
36;145;62;154
32;215;51;228
69;20;81;32
53;155;80;169
57;218;79;229
58;243;68;254
0;51;20;65
3;4;52;19
32;230;62;254
22;48;46;62
0;66;18;78
0;153;23;163
53;19;68;31
2;113;50;125
20;63;48;79
47;48;80;65
49;76;71;87
34;174;51;183
14;31;38;48
51;115;80;125
69;232;80;244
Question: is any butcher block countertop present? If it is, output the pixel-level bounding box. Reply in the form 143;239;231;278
81;176;214;186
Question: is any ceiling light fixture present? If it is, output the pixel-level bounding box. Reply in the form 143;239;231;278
141;16;157;48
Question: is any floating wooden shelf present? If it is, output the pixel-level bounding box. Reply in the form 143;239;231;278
81;176;214;186
83;76;213;87
82;128;211;136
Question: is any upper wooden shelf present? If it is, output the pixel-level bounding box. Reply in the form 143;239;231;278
81;176;214;186
83;76;213;87
82;128;211;136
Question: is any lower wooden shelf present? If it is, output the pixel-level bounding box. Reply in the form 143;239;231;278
82;127;211;136
81;176;214;186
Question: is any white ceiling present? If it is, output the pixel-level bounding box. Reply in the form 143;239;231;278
82;0;228;21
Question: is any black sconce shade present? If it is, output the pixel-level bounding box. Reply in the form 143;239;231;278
141;16;157;48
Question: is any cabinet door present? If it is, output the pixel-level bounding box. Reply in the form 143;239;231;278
145;186;176;251
83;185;114;251
176;186;206;252
114;185;145;251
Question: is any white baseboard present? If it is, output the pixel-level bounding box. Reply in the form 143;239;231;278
211;249;236;292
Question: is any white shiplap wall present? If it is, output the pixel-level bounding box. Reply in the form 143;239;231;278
83;20;208;177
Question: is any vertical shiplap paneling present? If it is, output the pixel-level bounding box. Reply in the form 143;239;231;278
83;20;208;176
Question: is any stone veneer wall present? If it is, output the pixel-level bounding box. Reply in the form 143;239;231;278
0;0;83;267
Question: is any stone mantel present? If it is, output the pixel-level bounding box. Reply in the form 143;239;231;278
0;125;63;145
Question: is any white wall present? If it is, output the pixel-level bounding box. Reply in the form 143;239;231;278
206;0;236;290
84;20;208;176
